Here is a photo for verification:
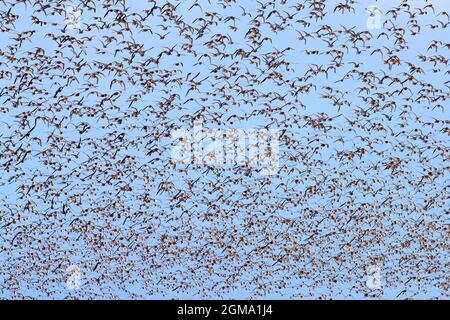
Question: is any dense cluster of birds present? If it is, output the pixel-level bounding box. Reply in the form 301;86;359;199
0;0;448;299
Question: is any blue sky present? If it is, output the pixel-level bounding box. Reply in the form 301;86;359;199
0;0;448;299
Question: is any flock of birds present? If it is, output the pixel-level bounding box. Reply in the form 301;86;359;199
0;0;448;299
